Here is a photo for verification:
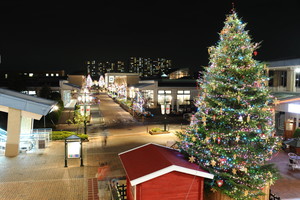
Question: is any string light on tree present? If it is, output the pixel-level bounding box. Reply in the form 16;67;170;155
176;9;281;200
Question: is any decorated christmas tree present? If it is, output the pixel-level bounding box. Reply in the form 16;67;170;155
177;10;281;200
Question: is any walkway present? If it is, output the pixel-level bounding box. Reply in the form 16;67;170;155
0;93;299;199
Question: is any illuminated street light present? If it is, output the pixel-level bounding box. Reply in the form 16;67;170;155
77;88;92;135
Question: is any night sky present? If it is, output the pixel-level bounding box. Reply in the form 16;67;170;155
1;0;300;74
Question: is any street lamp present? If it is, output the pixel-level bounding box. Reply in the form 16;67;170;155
77;89;92;135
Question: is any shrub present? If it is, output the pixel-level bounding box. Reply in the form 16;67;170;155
293;128;300;138
52;131;88;140
150;127;163;132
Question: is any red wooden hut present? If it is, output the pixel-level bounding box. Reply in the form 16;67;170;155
119;143;214;200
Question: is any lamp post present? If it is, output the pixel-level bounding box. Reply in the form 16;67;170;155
78;89;92;135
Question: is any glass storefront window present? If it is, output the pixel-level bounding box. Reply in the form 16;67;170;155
177;90;190;105
158;90;172;105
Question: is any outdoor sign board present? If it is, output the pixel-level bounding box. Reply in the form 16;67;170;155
67;142;81;158
166;104;170;114
161;105;165;115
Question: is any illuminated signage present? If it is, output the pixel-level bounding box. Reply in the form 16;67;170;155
288;104;300;114
67;142;81;158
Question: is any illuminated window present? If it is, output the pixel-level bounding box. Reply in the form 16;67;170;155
46;73;49;76
5;74;8;79
29;73;34;77
56;73;59;76
51;73;54;76
28;91;36;95
158;90;172;105
177;90;190;105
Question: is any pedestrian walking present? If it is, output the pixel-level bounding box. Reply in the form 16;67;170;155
102;129;108;147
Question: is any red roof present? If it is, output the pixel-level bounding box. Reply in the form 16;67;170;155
119;143;213;186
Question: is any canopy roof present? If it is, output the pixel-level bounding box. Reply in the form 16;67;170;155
0;88;57;117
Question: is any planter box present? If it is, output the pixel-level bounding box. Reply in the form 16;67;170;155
149;131;170;135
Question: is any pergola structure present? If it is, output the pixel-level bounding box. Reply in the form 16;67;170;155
0;88;56;157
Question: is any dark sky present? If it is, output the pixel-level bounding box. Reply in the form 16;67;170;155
1;0;300;73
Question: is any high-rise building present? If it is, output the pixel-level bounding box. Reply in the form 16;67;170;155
86;60;126;79
129;57;172;77
86;57;172;79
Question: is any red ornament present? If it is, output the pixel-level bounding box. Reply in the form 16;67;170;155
216;180;224;187
253;51;258;56
217;137;221;144
220;158;227;165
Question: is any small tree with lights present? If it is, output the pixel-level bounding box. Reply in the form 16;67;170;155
177;10;281;200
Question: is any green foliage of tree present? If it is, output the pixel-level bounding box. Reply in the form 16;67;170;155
177;11;281;200
293;128;300;138
66;105;88;133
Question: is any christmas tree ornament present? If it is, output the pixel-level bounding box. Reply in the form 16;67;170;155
238;115;243;122
240;166;248;173
205;137;210;143
212;115;216;121
247;114;250;122
237;95;241;103
244;190;249;196
192;136;196;142
232;168;237;174
216;180;224;187
220;158;226;165
233;154;237;159
217;137;221;144
253;51;258;56
236;136;240;142
211;159;217;166
189;156;196;163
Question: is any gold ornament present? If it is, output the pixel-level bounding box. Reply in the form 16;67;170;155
232;168;237;174
192;137;196;142
202;116;207;126
233;154;237;159
240;166;248;173
247;114;250;122
211;160;216;166
244;190;248;196
205;137;210;143
236;135;240;142
212;84;216;90
220;108;223;114
237;95;241;103
189;156;196;163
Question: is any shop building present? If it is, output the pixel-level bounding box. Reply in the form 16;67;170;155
268;58;300;138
